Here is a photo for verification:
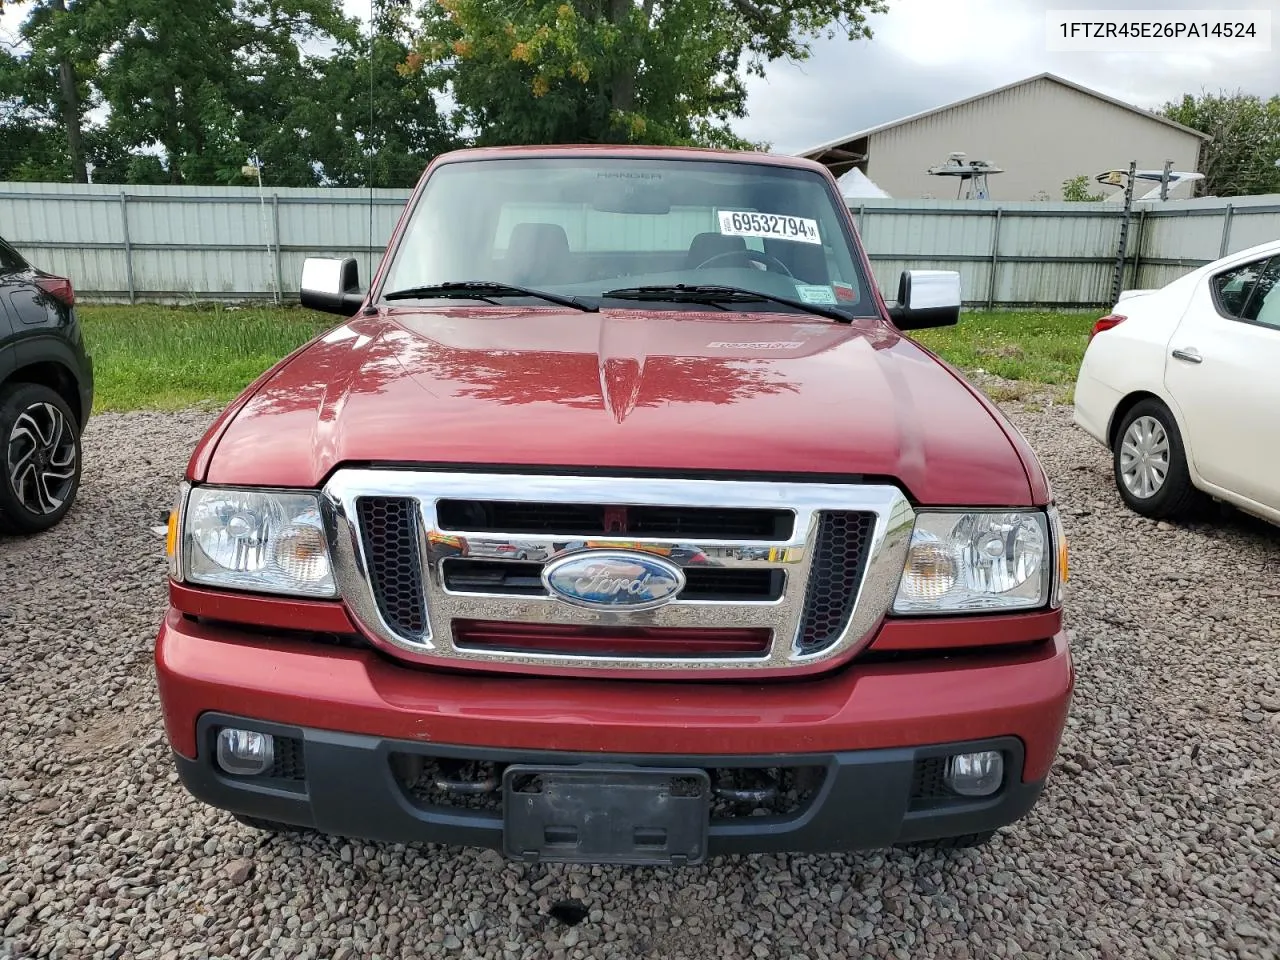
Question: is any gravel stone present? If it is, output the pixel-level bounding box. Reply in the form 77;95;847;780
2;394;1279;959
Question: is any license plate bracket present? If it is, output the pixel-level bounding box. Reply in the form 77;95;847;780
502;765;710;865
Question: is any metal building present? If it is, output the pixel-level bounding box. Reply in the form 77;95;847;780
798;73;1209;202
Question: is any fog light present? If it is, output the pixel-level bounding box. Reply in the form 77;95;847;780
216;728;274;776
944;751;1003;797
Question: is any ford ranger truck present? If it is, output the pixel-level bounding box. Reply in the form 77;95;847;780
155;146;1073;866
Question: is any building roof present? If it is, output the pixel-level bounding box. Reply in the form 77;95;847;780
797;72;1210;159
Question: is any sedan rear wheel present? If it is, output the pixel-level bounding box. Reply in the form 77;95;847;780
1119;415;1169;499
1111;398;1202;520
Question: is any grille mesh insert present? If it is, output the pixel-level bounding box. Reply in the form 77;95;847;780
357;497;427;639
910;756;950;802
796;511;876;653
269;736;306;781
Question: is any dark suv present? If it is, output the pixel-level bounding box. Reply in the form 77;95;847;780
0;236;93;533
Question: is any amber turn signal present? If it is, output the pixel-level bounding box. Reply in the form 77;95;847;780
165;509;178;558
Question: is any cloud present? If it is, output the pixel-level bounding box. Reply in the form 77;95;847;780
740;0;1280;153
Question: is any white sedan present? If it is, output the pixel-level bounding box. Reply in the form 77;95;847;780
1073;238;1280;526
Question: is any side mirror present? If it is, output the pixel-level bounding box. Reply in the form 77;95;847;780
300;257;365;316
887;270;961;330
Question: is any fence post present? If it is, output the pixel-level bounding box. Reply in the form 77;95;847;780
118;192;136;304
857;204;866;235
1109;160;1137;304
986;207;1003;309
272;193;283;304
1219;204;1235;258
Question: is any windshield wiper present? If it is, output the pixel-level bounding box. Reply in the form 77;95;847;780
382;281;596;312
600;284;850;323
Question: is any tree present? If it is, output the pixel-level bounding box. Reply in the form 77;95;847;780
2;0;96;182
1061;174;1104;202
0;46;66;180
404;0;889;148
1161;91;1280;197
81;0;356;185
295;1;456;186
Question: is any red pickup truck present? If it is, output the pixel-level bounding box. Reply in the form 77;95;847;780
156;146;1072;865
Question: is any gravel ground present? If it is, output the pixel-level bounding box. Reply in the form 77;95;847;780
2;393;1280;960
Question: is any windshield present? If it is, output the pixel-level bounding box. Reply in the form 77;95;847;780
380;157;876;318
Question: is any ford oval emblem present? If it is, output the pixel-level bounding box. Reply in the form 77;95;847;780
542;550;686;612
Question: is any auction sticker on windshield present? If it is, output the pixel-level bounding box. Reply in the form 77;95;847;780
717;210;822;245
794;284;837;305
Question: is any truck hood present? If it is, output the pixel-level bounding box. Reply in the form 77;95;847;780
202;307;1036;505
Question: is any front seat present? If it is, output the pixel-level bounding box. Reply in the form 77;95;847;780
503;223;573;286
686;232;746;269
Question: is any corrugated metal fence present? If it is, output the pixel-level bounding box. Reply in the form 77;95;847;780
3;182;1278;307
0;182;407;302
854;195;1280;306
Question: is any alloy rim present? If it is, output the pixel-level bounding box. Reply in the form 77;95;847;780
7;402;77;515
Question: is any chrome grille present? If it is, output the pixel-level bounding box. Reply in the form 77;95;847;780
324;471;914;674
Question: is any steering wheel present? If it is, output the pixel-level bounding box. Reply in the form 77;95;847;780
695;249;795;277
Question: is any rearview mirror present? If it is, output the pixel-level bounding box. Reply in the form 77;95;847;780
589;180;671;215
300;257;364;316
887;270;961;330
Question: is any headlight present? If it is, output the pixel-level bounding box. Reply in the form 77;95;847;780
893;510;1051;614
181;486;336;598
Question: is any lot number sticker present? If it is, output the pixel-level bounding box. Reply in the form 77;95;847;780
718;210;822;245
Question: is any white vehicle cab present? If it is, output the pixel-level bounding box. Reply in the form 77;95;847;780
1073;238;1280;526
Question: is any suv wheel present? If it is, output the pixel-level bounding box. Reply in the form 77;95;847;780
0;383;82;534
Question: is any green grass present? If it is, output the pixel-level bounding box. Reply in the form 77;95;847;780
82;303;335;412
912;310;1098;388
81;303;1098;413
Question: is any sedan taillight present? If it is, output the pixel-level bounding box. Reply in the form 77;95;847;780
1089;313;1125;342
35;275;75;307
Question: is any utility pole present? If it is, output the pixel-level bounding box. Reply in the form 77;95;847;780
1110;160;1138;304
1159;159;1173;201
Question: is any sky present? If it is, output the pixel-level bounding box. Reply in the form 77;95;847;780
6;0;1280;156
737;0;1280;153
327;0;1280;153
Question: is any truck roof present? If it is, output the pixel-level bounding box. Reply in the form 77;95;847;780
432;144;831;175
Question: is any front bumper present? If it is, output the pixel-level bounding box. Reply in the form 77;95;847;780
156;611;1073;856
176;712;1046;856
